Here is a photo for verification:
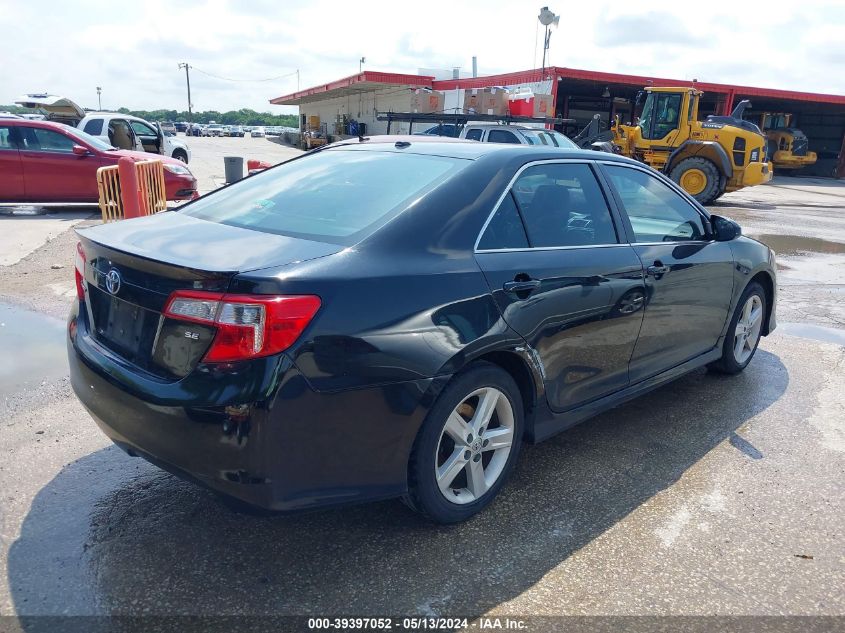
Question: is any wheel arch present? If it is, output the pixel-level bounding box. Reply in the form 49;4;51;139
749;270;775;336
449;348;545;441
666;141;733;179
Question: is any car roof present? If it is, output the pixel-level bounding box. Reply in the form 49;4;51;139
323;135;636;163
2;118;72;130
462;124;550;131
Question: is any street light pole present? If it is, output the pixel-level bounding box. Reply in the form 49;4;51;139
96;86;102;110
178;62;192;123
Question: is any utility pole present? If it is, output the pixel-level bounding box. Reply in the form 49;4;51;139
538;7;559;78
178;62;192;122
96;86;102;110
359;57;365;73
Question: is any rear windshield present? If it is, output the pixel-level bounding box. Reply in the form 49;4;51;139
181;149;469;244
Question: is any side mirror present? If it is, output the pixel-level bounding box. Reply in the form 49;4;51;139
72;144;90;156
711;214;741;241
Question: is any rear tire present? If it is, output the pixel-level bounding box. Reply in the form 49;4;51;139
708;282;766;374
670;157;721;205
405;362;523;524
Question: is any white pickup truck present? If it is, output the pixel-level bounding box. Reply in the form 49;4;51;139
15;94;192;163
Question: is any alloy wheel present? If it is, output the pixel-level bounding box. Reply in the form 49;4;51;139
733;294;763;364
435;387;514;505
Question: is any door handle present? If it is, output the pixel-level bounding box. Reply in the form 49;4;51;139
503;279;541;294
646;262;671;277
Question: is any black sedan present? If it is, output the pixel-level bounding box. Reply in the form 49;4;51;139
68;137;777;523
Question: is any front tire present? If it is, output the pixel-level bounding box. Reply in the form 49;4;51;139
670;157;722;205
709;282;766;374
172;149;188;163
405;362;524;523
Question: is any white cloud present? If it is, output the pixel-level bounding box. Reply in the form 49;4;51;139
1;0;843;115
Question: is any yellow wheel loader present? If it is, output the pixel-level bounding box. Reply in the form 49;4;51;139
757;112;817;170
574;87;773;204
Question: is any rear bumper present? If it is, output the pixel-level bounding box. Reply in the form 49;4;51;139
741;161;774;187
68;303;444;512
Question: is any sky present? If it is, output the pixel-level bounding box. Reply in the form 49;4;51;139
2;0;844;115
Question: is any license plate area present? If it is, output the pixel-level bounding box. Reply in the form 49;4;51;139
88;286;161;371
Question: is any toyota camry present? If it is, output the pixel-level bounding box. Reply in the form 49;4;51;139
68;136;777;523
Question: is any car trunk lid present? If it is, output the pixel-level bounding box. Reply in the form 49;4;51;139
14;94;86;123
77;212;342;379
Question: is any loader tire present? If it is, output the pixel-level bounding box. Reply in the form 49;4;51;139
670;157;721;205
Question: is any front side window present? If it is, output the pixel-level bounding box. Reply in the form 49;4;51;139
19;127;76;153
465;128;483;141
508;163;618;248
63;125;114;151
519;129;578;148
130;121;157;137
487;129;520;144
604;165;707;242
182;149;469;245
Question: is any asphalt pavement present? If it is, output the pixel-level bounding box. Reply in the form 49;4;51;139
0;145;843;628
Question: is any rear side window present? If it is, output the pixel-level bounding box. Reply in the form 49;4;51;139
83;119;103;135
487;129;520;144
511;163;618;247
182;150;469;245
604;165;706;242
478;193;529;250
465;129;483;141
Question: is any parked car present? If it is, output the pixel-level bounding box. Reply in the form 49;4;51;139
185;123;203;137
0;119;197;203
206;123;226;137
250;126;266;137
68;136;776;523
160;122;177;136
0;112;22;119
14;94;192;163
228;125;245;137
460;123;577;148
175;122;189;133
415;123;460;138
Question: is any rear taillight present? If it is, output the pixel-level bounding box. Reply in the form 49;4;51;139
163;290;321;362
74;242;86;301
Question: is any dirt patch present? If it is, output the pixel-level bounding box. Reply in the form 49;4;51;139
0;218;99;319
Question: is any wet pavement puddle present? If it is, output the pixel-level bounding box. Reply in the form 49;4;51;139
0;302;68;398
752;234;845;256
778;322;845;346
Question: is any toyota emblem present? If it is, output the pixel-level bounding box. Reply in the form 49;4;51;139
105;268;122;295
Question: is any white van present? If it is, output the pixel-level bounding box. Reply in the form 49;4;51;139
15;94;192;163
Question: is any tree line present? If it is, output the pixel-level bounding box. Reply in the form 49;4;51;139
1;105;298;127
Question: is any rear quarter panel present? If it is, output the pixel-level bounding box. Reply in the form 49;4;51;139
229;153;534;393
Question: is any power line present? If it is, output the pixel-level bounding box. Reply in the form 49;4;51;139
190;66;299;83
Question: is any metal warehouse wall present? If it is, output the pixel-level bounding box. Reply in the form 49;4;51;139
298;88;422;136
